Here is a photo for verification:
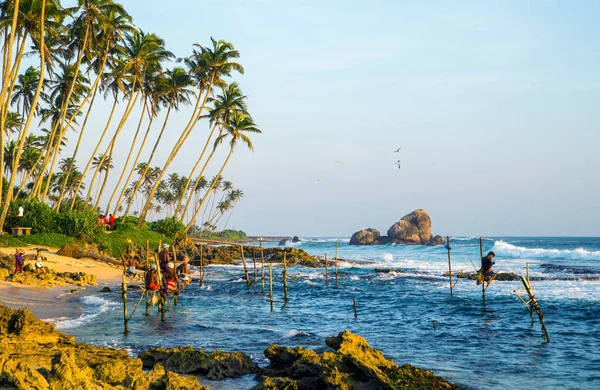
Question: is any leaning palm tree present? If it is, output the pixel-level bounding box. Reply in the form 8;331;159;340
185;111;261;231
136;38;244;226
129;66;194;222
220;189;244;232
178;82;246;218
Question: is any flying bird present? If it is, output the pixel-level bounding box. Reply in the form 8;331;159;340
395;160;401;170
335;161;344;165
393;147;402;153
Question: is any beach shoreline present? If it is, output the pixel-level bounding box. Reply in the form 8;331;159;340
0;245;123;321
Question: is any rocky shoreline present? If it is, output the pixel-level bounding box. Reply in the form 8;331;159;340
0;304;459;389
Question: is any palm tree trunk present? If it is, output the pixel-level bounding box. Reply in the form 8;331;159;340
0;0;46;229
181;127;224;218
70;96;119;210
55;44;110;210
94;142;114;211
175;123;218;216
84;88;141;209
104;98;147;213
125;101;174;220
221;203;237;232
114;111;154;216
185;145;235;232
137;74;217;226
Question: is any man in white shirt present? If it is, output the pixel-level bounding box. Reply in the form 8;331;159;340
17;205;24;227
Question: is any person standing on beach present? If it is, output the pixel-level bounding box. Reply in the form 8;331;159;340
14;248;24;274
159;244;171;274
478;251;496;288
17;205;24;227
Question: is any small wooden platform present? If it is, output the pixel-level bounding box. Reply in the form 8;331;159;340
11;227;32;236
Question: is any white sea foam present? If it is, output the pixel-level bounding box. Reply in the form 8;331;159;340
491;240;600;260
50;295;117;330
283;329;311;338
383;253;393;261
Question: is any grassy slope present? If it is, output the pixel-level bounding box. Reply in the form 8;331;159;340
0;224;171;258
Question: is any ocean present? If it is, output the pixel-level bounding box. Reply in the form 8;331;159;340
51;237;600;389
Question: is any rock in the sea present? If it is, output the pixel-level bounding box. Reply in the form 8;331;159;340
139;346;259;379
349;228;381;245
278;238;291;245
253;330;457;390
100;286;112;292
350;209;445;246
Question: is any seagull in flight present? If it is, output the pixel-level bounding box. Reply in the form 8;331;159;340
395;160;401;170
393;147;402;153
335;161;344;165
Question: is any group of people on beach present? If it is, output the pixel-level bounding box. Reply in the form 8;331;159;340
97;214;115;230
13;248;45;274
125;243;192;301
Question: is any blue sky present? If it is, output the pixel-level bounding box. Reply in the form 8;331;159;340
70;0;600;236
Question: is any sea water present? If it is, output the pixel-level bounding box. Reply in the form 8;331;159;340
55;237;600;389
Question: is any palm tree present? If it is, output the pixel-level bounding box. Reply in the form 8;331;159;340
136;38;244;226
178;82;246;217
90;151;113;207
54;5;133;210
129;66;194;222
221;189;243;232
185;111;261;231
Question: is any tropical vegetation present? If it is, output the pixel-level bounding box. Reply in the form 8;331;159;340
0;0;260;240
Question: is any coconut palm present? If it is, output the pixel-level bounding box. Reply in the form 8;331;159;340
136;38;244;226
185;111;260;231
178;82;246;217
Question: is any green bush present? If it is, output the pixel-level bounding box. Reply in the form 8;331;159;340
150;217;185;239
5;198;57;234
0;233;72;248
55;209;104;243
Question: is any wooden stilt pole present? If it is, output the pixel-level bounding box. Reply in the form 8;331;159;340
520;275;550;342
122;273;129;335
447;236;453;297
480;237;485;307
253;248;257;284
325;254;329;287
260;240;265;294
353;297;357;319
269;264;273;312
282;251;288;302
335;239;339;288
199;244;204;287
240;245;250;289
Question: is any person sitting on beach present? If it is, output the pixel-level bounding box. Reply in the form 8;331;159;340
14;248;24;274
158;244;171;274
177;255;191;288
34;253;45;273
162;262;180;296
126;250;139;279
478;251;496;288
145;264;160;291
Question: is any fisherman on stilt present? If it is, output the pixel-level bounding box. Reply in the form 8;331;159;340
477;251;496;288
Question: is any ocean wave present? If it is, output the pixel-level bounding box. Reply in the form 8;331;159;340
491;240;600;261
283;329;312;338
51;295;118;330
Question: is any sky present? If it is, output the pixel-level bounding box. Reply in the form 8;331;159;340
63;0;600;237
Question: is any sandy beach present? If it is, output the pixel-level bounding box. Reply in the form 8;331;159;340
0;246;123;320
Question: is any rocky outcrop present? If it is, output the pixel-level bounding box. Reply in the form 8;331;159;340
177;241;319;266
0;265;97;287
278;238;290;245
0;305;206;389
253;330;458;389
350;209;445;246
139;346;259;379
349;228;381;245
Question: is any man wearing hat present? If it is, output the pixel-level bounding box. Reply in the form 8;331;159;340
145;263;160;291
